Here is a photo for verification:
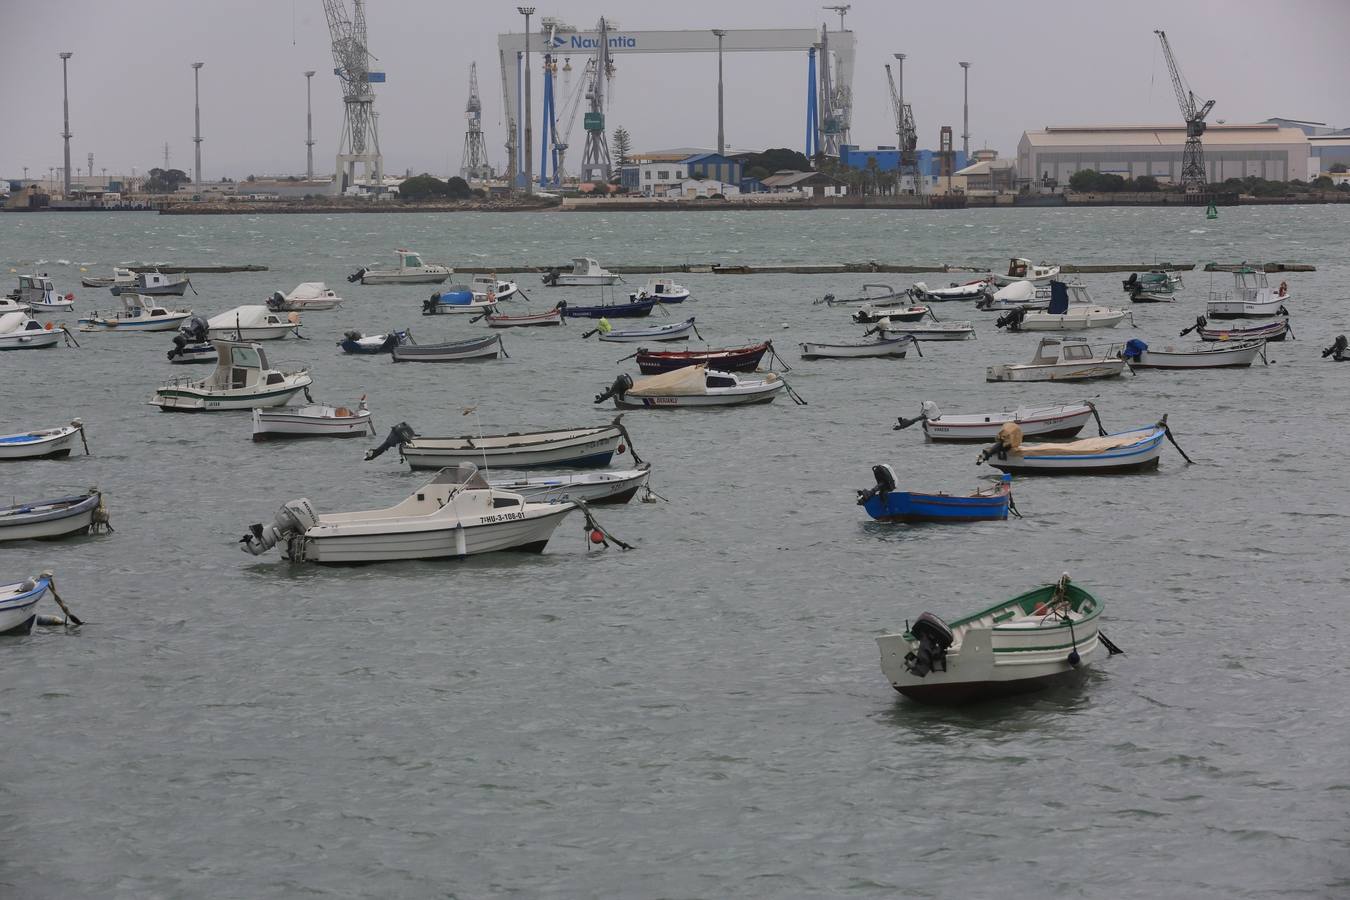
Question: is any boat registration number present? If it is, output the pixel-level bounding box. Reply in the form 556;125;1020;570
483;511;527;523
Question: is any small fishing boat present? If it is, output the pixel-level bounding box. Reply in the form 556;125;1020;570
876;573;1110;704
894;400;1098;443
483;305;565;328
266;283;343;312
562;297;657;319
423;286;498;316
1121;338;1266;369
631;277;690;303
252;399;375;441
488;465;651;505
391;334;505;363
857;465;1012;523
471;274;520;300
817;283;907;307
977;280;1052;311
874;316;975;341
338;328;413;354
349;250;451;285
908;279;991;303
150;340;312;411
851;303;930;325
79;294;192;331
986;336;1126;382
1206;267;1291;319
9;274;75;313
977;419;1181;475
990;257;1060;286
239;463;577;563
1122;271;1183;293
995;282;1128;332
167;316;217;364
366;419;635;470
0;420;87;460
1128;286;1177;303
596;316;696;343
1180;315;1290;343
634;340;773;374
799;333;917;360
595;365;787;409
207;306;300;341
0;574;52;635
0;312;65;349
0;491;105;542
81;269;126;289
110;270;190;296
542;257;620;286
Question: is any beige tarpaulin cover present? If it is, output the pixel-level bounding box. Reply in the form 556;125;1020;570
1018;431;1152;457
996;422;1023;451
627;364;710;397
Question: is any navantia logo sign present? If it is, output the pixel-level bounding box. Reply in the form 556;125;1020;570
550;33;638;50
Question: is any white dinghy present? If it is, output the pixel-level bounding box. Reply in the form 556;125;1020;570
0;574;53;636
800;333;918;360
995;282;1129;332
267;283;343;312
151;340;313;411
0;491;107;542
252;398;375;441
0;420;88;460
238;463;578;564
595;365;789;409
894;400;1099;443
990;257;1060;286
488;465;652;505
1121;338;1266;369
595;317;697;343
986;336;1126;382
874;311;975;341
908;279;991;303
208;306;300;341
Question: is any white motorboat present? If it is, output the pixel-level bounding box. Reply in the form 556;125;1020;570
995;282;1128;332
542;257;620;287
631;277;690;303
895;400;1098;443
877;574;1108;704
990;257;1061;286
596;317;697;343
369;420;633;470
9;274;75;313
977;421;1171;475
0;312;65;349
986;336;1126;382
1121;338;1266;369
818;283;907;307
0;574;52;636
0;420;87;460
874;315;975;341
349;249;451;285
422;286;498;316
79;293;192;331
909;279;991;303
468;274;520;301
110;270;190;296
238;463;577;563
207;305;300;341
267;283;343;312
0;297;26;315
151;340;313;411
1206;267;1291;319
338;328;413;354
799;334;917;360
0;491;105;542
595;365;787;409
976;280;1052;311
252;399;375;441
488;465;652;505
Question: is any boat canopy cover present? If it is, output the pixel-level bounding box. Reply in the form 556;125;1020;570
288;283;328;299
628;365;711;397
1048;281;1070;315
428;463;490;489
1124;338;1148;360
993;280;1036;302
0;311;29;334
1019;429;1157;457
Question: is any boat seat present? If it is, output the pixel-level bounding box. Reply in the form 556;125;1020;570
335;407;351;417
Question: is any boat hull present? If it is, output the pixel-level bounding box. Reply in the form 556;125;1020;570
1206;301;1287;319
252;409;374;441
0;495;99;542
986;430;1165;475
564;300;657;319
299;505;572;563
800;339;910;359
879;325;975;341
636;344;769;374
552;276;619;286
0;429;78;460
1129;342;1263;369
402;430;623;470
1199;322;1287;342
614;382;784;408
152;380;311;412
598;318;696;342
488;468;650;505
78;315;188;331
863;490;1009;523
360;272;450;285
1014;310;1126;331
391;337;504;362
922;407;1092;443
486;310;563;328
0;578;49;636
0;330;62;349
986;361;1125;382
206;325;295;341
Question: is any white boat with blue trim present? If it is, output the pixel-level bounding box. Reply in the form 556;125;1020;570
0;312;66;349
0;574;52;635
0;491;105;542
977;419;1179;475
9;274;75;313
151;340;312;411
79;294;192;332
207;306;300;341
0;420;87;460
366;418;636;470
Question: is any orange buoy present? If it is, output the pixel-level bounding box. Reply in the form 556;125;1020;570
44;321;54;330
589;529;605;545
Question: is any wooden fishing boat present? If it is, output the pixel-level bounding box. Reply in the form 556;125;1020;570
207;306;299;341
0;574;52;636
0;421;87;460
266;283;343;312
488;465;651;505
817;283;907;307
423;286;498;316
368;419;634;470
874;317;975;341
634;340;772;374
562;297;658;319
1181;316;1290;343
252;400;375;441
349;250;451;285
908;279;991;303
597;317;696;343
542;257;620;286
1121;338;1266;369
799;334;916;360
110;270;189;296
851;303;930;324
79;294;192;332
391;334;505;363
987;337;1126;382
877;574;1109;703
483;305;564;328
895;400;1098;443
151;341;312;411
857;466;1012;523
996;282;1128;332
338;328;413;354
0;491;104;542
0;312;65;349
595;365;786;408
977;421;1173;475
990;257;1060;286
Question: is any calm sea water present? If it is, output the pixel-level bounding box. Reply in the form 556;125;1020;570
3;207;1348;898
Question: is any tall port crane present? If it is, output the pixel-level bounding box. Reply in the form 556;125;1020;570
323;0;384;191
554;57;596;180
460;63;493;180
885;53;918;190
1154;29;1214;193
579;17;614;184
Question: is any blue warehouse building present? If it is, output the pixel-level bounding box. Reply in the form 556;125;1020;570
838;145;969;191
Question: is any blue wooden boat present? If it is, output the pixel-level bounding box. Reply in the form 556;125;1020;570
562;297;657;319
858;466;1012;523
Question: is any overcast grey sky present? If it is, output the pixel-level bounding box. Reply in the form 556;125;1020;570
4;0;1347;181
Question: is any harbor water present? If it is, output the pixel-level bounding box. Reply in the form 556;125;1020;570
3;206;1348;898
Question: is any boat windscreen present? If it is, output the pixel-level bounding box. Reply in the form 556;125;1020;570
429;463;489;489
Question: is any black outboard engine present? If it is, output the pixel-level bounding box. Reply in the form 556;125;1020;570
855;463;898;506
347;267;367;284
995;307;1027;331
1323;334;1349;360
894;400;940;431
541;268;561;286
1122;272;1138;291
905;612;954;677
364;422;417;461
168;316;210;360
422;295;438;315
266;291;286;312
594;373;634;404
1179;315;1207;338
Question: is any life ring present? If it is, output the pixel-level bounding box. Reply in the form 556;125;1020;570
1278;281;1288;297
44;321;54;330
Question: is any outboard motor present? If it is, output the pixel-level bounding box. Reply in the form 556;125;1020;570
266;291;286;312
594;373;634;404
364;422;417;461
239;498;320;556
855;463;898;506
167;316;210;360
1179;315;1207;338
541;268;561;286
347;267;367;284
995;307;1027;331
895;400;940;431
1323;334;1349;360
1122;338;1149;362
422;295;439;315
1123;272;1138;291
904;611;954;677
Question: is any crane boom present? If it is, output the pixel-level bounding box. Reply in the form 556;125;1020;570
1154;29;1213;194
1154;29;1194;119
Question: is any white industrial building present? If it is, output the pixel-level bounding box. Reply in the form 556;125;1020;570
1018;124;1310;186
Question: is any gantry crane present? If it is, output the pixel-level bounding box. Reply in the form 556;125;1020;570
885;53;918;191
323;0;384;191
1154;30;1215;193
460;63;493;180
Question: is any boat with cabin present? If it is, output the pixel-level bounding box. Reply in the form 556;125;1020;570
542;258;620;287
150;340;312;411
0;312;65;349
471;274;520;301
631;277;690;303
857;466;1012;523
995;282;1128;332
110;270;190;296
79;293;192;331
990;257;1060;286
977;280;1052;311
423;286;498;316
1206;267;1291;319
8;274;74;313
349;250;451;285
338;328;413;354
986;336;1126;382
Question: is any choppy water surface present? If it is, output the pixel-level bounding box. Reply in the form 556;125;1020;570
3;207;1349;898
